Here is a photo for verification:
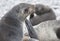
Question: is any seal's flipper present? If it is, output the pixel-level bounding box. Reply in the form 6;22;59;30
25;19;38;39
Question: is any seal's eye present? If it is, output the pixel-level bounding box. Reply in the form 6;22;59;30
24;8;28;14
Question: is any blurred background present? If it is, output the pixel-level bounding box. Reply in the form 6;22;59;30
0;0;60;34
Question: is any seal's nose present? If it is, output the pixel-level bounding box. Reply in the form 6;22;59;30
28;5;36;14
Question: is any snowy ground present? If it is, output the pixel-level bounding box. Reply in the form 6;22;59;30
0;0;60;33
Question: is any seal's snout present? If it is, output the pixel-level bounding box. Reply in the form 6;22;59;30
28;5;35;14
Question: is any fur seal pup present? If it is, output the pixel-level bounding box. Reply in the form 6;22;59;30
25;4;56;40
0;3;35;41
29;4;56;26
